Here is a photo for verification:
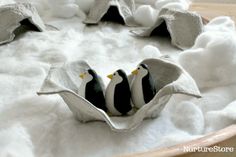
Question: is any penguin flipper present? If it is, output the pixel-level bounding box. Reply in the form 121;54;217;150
85;81;107;112
142;74;156;104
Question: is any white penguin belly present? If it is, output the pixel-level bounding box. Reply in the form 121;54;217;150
131;78;145;108
105;83;122;116
78;81;86;98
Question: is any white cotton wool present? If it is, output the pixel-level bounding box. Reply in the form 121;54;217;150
134;5;158;27
219;100;236;120
1;7;236;156
171;101;204;135
161;2;186;10
192;85;236;114
0;124;34;157
158;132;202;148
135;0;157;6
204;16;235;32
75;0;94;14
179;17;236;88
48;0;79;18
48;0;76;5
141;45;162;58
31;0;49;16
0;0;16;6
191;33;212;49
205;100;236;133
0;58;45;77
155;0;190;11
51;4;79;18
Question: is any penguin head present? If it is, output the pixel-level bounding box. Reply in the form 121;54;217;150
107;69;126;84
79;69;96;83
132;64;149;77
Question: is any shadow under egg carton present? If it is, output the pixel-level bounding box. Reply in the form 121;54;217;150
37;58;201;132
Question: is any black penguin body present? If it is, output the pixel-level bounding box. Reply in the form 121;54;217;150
85;70;107;112
140;64;156;104
113;70;132;115
142;71;156;104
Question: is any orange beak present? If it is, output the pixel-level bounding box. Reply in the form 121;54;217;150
79;73;86;79
132;69;138;75
107;74;113;79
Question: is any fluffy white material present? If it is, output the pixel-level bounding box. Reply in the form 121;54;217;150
0;16;184;156
134;0;190;27
75;0;94;14
50;3;79;18
204;16;235;32
46;0;92;18
179;17;236;88
192;85;236;114
0;124;34;157
48;0;79;18
0;1;236;156
171;101;204;135
161;2;186;10
205;100;236;132
155;0;190;11
134;5;158;27
32;0;49;15
52;0;76;4
141;45;162;58
0;0;16;6
135;0;157;6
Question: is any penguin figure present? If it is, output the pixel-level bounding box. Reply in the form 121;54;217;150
131;64;156;109
105;69;132;116
79;69;107;112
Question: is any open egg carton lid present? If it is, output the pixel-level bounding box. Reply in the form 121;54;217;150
0;3;46;45
83;0;138;26
37;58;201;132
131;8;204;50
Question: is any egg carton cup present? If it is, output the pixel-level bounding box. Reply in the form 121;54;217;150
131;8;203;50
0;3;46;45
83;0;138;26
37;58;201;132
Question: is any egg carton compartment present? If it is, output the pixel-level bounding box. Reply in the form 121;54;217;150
37;58;201;132
0;3;46;45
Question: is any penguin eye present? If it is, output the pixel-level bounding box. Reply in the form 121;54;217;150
138;67;140;70
114;73;116;76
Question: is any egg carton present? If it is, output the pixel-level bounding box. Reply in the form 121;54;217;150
0;3;46;45
131;8;204;50
83;0;138;26
37;58;201;132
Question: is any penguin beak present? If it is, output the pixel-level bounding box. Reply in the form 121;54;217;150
107;74;113;79
79;73;86;79
132;69;138;75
